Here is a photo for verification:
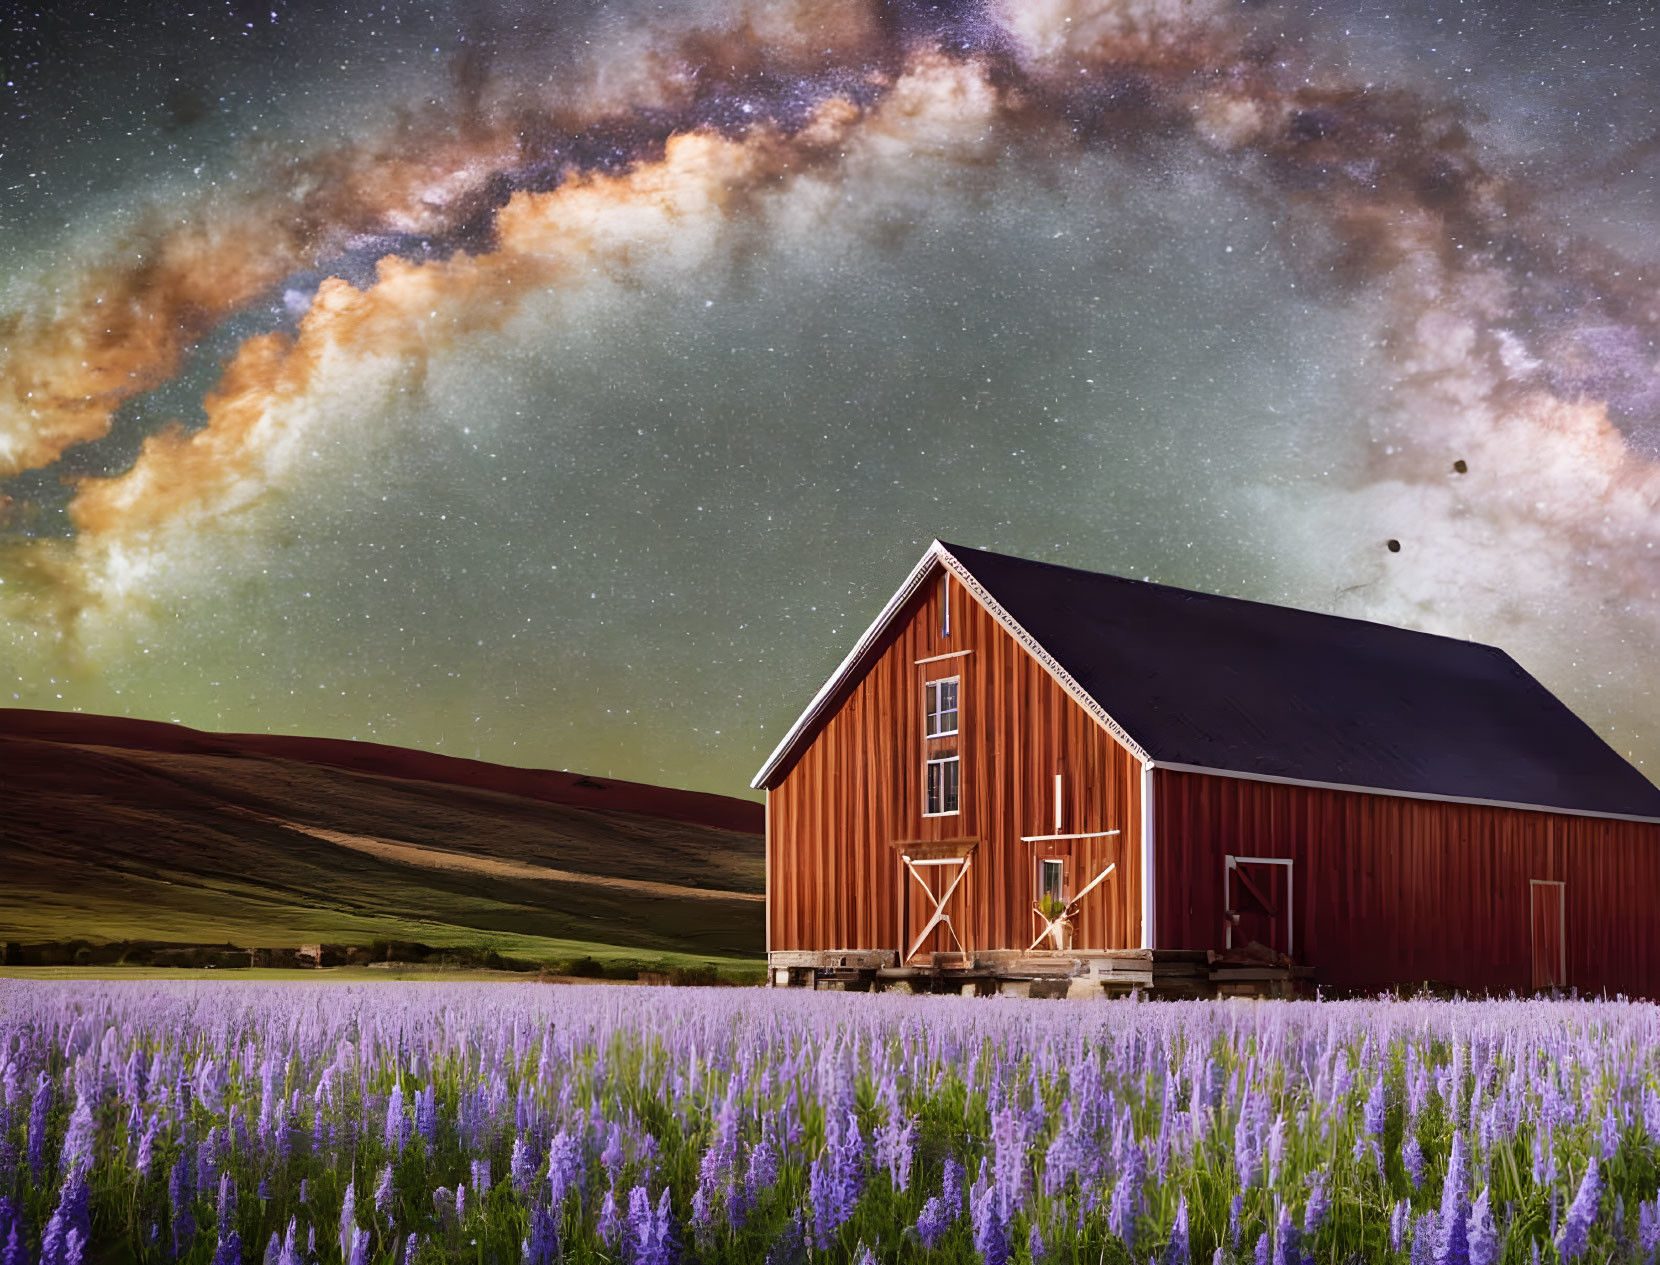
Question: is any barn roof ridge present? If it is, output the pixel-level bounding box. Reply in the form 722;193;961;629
936;540;1520;659
752;541;1660;824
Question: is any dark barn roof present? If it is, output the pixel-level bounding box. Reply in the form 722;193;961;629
944;542;1660;820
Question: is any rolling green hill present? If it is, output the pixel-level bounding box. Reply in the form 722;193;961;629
0;711;764;976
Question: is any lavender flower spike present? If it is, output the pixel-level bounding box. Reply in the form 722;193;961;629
1467;1187;1498;1265
42;1169;91;1265
374;1165;395;1220
632;1188;678;1265
1303;1176;1330;1238
1028;1220;1046;1265
384;1083;406;1155
971;1181;1009;1265
1272;1200;1298;1265
522;1208;558;1265
598;1186;624;1248
916;1196;951;1250
26;1075;51;1178
1389;1200;1409;1254
1403;1132;1425;1190
59;1098;95;1175
1557;1157;1602;1261
277;1217;301;1265
218;1174;238;1234
1410;1213;1439;1265
339;1180;357;1263
1166;1194;1190;1265
1639;1196;1660;1262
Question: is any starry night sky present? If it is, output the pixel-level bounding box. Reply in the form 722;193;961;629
2;0;1658;796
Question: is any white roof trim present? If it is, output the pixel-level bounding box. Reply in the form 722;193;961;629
751;541;1154;789
1150;760;1660;826
751;542;951;788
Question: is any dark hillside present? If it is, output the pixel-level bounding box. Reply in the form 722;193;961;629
0;711;763;968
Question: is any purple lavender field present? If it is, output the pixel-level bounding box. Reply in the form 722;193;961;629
1;984;1657;1265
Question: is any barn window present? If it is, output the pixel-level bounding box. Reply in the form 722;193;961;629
925;756;960;816
1039;858;1064;905
925;678;959;738
940;573;950;637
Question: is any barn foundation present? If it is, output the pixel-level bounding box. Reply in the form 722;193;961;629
765;947;1308;999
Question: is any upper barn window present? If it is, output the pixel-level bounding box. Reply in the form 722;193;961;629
925;678;959;738
940;573;950;637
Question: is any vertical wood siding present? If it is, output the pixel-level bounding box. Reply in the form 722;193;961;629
1155;768;1660;995
766;565;1145;955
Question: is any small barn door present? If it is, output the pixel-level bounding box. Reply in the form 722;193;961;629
902;864;962;960
894;840;976;963
1530;880;1565;990
1225;856;1294;958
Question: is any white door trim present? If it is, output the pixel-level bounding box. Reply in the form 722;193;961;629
1529;878;1566;988
1224;854;1295;956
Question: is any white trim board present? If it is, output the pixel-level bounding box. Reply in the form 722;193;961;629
763;791;771;956
915;649;973;666
1151;760;1660;827
1020;829;1121;843
1140;762;1156;950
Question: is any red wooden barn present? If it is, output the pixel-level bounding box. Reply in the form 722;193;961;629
752;540;1660;996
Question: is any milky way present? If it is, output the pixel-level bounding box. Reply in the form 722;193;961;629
2;0;1658;793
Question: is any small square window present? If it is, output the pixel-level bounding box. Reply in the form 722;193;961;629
1040;858;1064;905
925;756;960;816
925;678;959;738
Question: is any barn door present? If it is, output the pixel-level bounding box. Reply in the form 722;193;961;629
1225;856;1294;958
900;864;958;959
1530;880;1565;990
895;844;975;963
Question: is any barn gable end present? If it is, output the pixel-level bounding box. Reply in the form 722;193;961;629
762;547;1148;960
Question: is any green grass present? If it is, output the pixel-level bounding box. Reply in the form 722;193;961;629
0;961;766;982
0;966;531;982
2;733;766;974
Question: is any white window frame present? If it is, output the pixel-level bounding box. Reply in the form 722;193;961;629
1223;855;1294;956
925;677;959;738
1038;857;1065;904
924;755;960;817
